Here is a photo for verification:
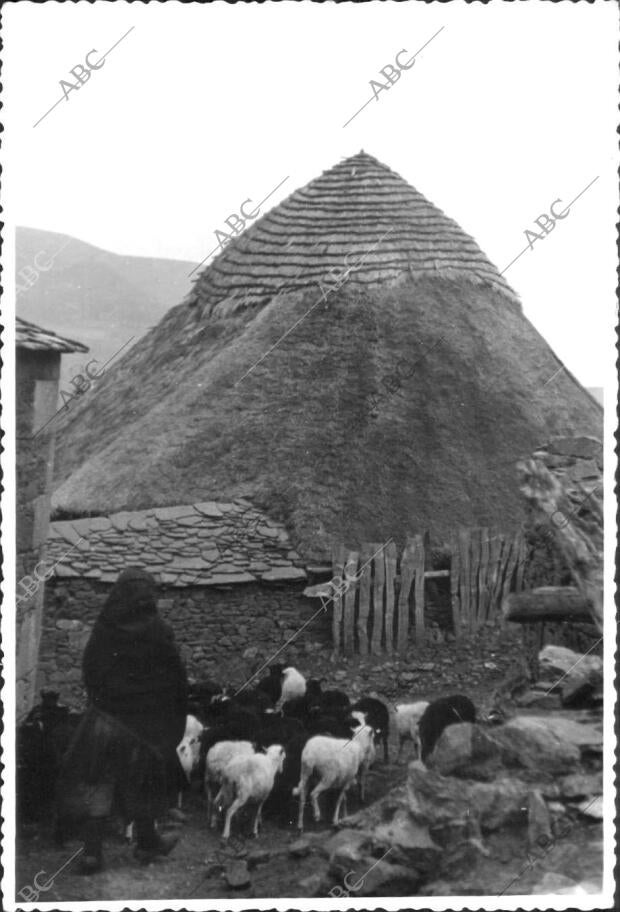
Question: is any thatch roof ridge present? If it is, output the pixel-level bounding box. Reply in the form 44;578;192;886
189;151;519;316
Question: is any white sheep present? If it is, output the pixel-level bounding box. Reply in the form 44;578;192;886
216;744;286;839
394;701;429;762
205;740;255;828
177;714;204;782
278;667;307;706
293;724;375;831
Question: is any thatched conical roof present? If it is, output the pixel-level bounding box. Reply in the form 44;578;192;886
51;152;601;560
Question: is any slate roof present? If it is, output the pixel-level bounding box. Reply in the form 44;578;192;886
16;317;88;354
46;501;307;587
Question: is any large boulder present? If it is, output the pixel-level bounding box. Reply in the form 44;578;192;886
538;644;603;683
429;714;600;779
407;761;530;834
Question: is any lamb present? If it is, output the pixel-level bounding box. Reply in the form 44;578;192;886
394;701;429;762
176;714;205;782
418;694;476;762
293;724;375;831
204;739;255;828
278;667;307;706
351;697;390;762
216;744;286;839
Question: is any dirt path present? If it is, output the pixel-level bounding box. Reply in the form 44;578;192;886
16;671;604;902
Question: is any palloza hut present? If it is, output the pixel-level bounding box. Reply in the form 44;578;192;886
41;152;601;695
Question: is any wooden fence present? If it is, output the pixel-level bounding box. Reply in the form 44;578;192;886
329;527;526;655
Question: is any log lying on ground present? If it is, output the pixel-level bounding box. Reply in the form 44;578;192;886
502;586;594;623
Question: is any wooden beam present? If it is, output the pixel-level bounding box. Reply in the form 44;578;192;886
397;538;416;654
370;542;384;656
502;586;594;623
384;541;397;655
424;569;450;579
357;544;372;656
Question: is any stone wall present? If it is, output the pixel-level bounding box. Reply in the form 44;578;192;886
16;348;60;716
38;578;332;708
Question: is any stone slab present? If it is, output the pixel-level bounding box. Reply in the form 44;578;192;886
262;566;307;582
194;501;224;518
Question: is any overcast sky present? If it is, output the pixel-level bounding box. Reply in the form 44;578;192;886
4;1;618;389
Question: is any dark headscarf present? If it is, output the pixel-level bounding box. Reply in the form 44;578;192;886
83;569;187;742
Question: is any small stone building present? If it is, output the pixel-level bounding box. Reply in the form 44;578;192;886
16;318;88;716
41;500;331;706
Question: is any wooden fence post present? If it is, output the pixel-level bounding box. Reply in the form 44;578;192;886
450;531;461;638
331;544;346;655
357;543;372;656
384;542;397;655
486;529;503;621
413;533;426;645
342;550;359;656
458;528;471;632
397;538;416;654
370;543;384;655
477;526;490;628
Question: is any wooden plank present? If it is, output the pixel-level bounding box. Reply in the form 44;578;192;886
449;531;461;639
342;550;359;656
413;533;426;645
486;530;503;621
478;526;490;628
384;541;398;655
370;542;385;655
424;569;451;579
470;528;483;630
515;535;527;593
500;534;520;606
458;528;472;633
503;586;594;622
397;539;416;654
357;544;372;656
331;544;346;655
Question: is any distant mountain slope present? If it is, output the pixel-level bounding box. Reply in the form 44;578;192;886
16;226;197;387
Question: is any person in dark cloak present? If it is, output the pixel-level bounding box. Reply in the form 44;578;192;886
56;568;188;874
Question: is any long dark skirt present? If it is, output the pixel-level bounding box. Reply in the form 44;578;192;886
56;706;170;822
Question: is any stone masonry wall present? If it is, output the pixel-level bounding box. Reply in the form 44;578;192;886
38;578;332;708
16;348;60;716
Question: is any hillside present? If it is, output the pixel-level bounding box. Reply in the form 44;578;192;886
16;226;197;386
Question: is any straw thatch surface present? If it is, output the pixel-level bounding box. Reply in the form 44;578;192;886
51;153;601;561
16;317;88;354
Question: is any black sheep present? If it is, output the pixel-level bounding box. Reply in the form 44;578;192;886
351;697;390;763
305;711;359;739
306;679;350;715
187;679;223;722
255;664;285;704
418;694;476;762
256;715;306;750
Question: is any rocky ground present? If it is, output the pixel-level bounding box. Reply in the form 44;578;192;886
15;626;605;903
